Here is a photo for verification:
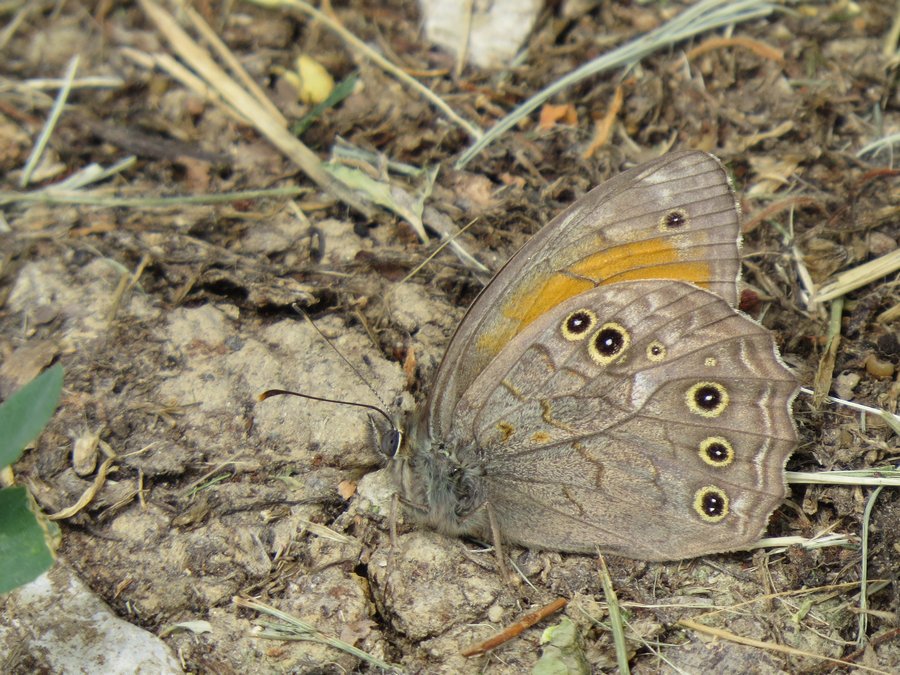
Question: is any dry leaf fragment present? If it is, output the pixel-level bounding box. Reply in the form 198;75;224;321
538;103;577;130
582;86;623;160
337;480;357;500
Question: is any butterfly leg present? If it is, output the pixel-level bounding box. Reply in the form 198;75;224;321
389;491;399;547
487;502;511;582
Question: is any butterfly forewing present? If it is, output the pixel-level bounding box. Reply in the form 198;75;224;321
428;150;742;439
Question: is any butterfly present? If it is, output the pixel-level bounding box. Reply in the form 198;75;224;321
373;150;798;561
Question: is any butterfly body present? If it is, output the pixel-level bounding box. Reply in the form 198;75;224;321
383;151;798;561
390;422;490;540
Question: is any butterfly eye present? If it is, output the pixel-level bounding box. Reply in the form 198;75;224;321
659;208;689;230
693;486;730;523
588;322;631;365
381;429;403;458
698;437;735;467
561;309;597;341
685;381;729;418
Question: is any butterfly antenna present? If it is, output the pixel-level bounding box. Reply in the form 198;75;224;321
292;305;392;412
258;388;394;428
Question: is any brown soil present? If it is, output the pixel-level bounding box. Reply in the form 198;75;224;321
1;1;898;673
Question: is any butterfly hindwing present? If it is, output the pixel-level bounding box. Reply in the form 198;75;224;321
445;280;797;560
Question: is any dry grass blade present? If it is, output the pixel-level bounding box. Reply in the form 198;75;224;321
119;47;252;125
812;249;900;303
138;0;376;219
858;476;892;648
457;0;778;167
812;298;843;407
181;3;286;126
678;618;891;674
47;455;117;521
0;186;307;208
20;55;79;188
233;596;401;672
797;387;900;431
597;553;630;674
786;468;900;488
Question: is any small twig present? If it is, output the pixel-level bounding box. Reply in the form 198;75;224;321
106;254;150;326
398;218;480;285
460;598;568;657
685;35;784;62
741;195;826;234
582;85;624;160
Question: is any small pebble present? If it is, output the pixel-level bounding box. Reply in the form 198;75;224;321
72;429;100;476
833;371;861;399
868;231;897;257
487;603;505;623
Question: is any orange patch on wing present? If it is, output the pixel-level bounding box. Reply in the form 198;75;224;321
531;431;551;444
497;421;515;442
572;238;709;285
474;275;593;357
476;237;712;358
512;275;595;328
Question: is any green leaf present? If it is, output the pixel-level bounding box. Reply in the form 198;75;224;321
0;486;60;593
532;618;590;675
0;364;63;469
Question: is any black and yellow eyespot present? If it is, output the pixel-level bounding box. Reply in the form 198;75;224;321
646;340;667;362
561;309;597;341
693;486;729;523
685;381;729;417
588;322;630;365
698;437;734;467
659;208;689;231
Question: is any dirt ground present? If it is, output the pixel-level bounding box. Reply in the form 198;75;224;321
1;0;899;673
